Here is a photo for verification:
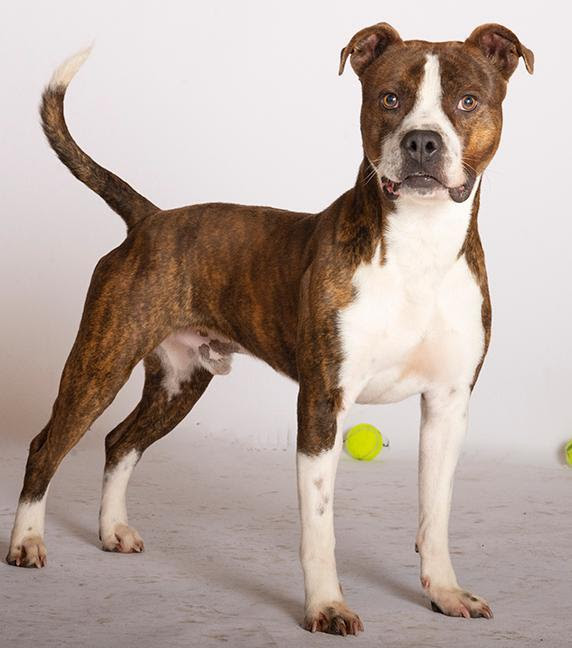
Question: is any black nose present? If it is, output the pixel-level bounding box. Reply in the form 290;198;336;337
401;130;442;165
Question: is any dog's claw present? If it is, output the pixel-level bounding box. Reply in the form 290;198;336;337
333;618;347;636
351;617;364;634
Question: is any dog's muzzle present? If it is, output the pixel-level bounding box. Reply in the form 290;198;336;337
380;129;476;203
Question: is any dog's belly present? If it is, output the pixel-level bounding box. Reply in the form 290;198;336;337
339;241;485;405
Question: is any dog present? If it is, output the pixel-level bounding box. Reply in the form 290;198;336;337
7;22;533;636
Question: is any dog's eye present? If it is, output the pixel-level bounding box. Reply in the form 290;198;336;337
381;93;399;110
458;95;478;112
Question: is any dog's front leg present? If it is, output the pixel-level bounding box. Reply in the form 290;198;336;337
296;386;363;635
417;387;493;619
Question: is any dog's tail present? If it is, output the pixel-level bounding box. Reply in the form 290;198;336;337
41;47;158;229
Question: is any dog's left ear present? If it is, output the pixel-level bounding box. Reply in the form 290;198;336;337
466;24;534;79
339;23;402;76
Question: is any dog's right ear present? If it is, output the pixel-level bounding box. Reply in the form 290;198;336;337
339;23;402;76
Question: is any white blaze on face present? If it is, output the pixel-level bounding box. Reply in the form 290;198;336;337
379;54;464;188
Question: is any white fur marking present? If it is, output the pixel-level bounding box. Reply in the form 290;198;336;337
10;490;49;547
297;425;344;612
99;449;139;541
339;180;483;406
49;46;92;90
417;388;470;591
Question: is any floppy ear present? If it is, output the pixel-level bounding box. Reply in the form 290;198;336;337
466;23;534;79
339;22;402;76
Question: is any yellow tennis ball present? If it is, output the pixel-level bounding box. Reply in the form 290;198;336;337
345;423;383;461
565;439;572;467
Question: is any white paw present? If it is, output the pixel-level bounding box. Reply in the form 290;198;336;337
424;580;493;619
6;535;47;568
303;601;364;635
101;523;144;553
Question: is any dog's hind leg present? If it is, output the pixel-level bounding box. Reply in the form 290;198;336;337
6;251;172;568
6;341;145;568
99;353;212;553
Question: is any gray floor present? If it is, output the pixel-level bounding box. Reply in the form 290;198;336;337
1;433;571;648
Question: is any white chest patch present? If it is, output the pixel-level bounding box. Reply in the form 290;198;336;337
338;192;484;405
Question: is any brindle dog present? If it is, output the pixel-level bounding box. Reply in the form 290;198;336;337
7;22;533;636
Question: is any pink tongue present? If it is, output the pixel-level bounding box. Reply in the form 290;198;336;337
381;177;400;197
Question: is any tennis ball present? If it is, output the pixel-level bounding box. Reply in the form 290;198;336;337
345;423;383;461
565;439;572;467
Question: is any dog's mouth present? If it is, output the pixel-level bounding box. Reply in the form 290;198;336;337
381;170;476;203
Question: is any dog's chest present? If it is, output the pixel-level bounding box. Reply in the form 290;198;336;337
338;201;485;404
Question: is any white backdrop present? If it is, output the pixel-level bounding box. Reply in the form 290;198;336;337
1;0;570;463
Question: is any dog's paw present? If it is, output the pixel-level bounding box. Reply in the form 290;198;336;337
426;583;493;619
303;601;364;635
6;535;47;568
101;523;144;553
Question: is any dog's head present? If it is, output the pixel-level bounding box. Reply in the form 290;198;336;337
340;23;533;203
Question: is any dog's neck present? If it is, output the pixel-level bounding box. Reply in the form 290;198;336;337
337;158;481;270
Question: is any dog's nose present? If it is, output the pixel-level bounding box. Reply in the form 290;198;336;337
401;130;442;164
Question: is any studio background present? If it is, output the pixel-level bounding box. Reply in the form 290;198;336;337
1;0;569;464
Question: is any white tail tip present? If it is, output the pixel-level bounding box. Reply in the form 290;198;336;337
49;45;93;91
